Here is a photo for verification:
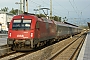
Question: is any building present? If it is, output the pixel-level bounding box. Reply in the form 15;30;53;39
0;11;14;33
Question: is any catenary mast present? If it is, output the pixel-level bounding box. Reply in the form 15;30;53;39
50;0;52;19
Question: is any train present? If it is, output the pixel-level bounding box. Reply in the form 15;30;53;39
7;12;82;51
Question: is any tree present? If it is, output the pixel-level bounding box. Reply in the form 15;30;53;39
59;17;61;22
63;17;68;22
53;16;58;21
53;16;61;22
9;8;23;15
1;7;9;12
9;8;18;15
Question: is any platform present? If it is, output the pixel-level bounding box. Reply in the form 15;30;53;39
0;38;7;46
77;31;90;60
0;34;7;35
0;34;7;38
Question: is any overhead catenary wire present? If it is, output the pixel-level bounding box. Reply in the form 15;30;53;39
72;0;82;25
30;0;43;7
31;0;68;17
69;0;79;17
81;3;90;12
26;0;88;20
54;1;69;12
30;0;67;17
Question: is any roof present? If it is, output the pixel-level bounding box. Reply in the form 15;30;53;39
0;11;14;15
64;22;78;27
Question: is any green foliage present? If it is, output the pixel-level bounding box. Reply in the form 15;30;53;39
62;17;68;22
9;8;18;15
53;16;58;21
9;8;23;15
53;16;61;22
0;7;9;12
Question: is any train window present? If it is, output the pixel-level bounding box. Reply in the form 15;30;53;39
36;22;39;28
13;20;21;28
12;19;31;30
14;20;21;23
23;20;31;23
13;23;20;27
25;24;30;26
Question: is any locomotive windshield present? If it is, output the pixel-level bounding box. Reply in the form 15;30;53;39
12;19;31;30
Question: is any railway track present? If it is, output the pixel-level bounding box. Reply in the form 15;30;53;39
0;45;11;56
47;33;87;60
0;45;46;60
0;47;47;60
0;51;27;60
0;32;87;60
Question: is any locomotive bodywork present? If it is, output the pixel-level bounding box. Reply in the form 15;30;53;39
7;14;56;50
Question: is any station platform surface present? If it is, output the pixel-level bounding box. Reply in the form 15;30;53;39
0;34;7;35
77;31;90;60
0;34;7;46
0;38;7;46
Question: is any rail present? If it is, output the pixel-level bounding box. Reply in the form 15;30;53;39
0;45;11;56
0;32;87;60
47;33;87;60
68;33;86;60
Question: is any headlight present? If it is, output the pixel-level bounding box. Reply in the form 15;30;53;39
9;33;11;37
30;33;33;38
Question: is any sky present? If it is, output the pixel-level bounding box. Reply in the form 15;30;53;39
0;0;90;26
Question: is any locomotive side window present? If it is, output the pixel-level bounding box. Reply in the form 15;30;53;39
12;19;31;30
36;22;39;29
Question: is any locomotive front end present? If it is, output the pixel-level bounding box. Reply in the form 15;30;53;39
7;15;36;51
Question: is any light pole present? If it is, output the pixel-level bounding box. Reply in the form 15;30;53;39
15;2;23;15
50;0;52;19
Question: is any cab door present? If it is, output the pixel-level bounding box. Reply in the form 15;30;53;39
35;21;40;38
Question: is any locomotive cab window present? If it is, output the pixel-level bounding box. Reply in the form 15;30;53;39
12;19;31;30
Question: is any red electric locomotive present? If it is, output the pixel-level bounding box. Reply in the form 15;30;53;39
7;13;56;51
